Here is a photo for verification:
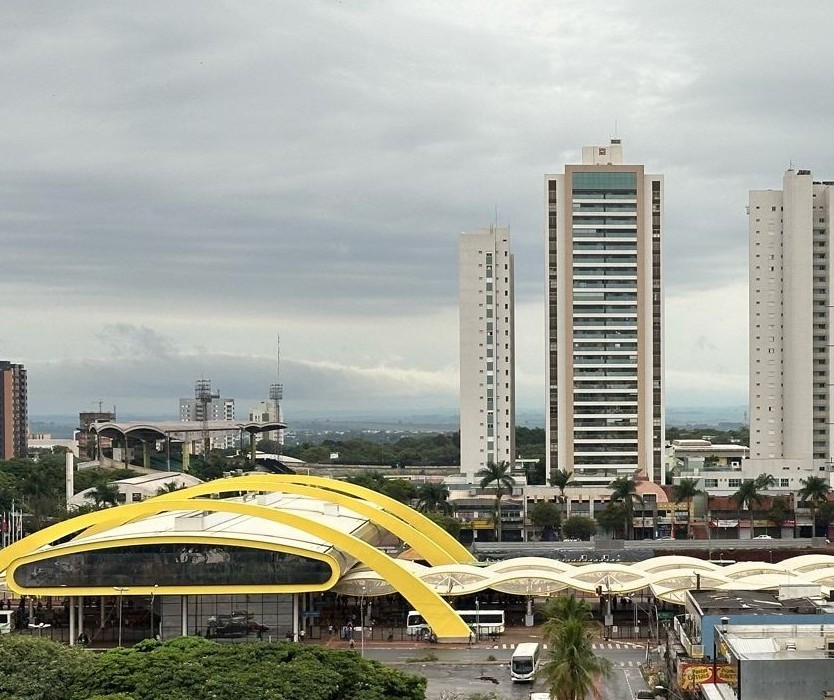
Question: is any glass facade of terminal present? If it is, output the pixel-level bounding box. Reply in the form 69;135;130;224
13;543;333;588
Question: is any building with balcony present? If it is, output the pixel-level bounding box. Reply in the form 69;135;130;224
459;225;515;481
0;360;27;460
546;140;664;486
749;168;834;475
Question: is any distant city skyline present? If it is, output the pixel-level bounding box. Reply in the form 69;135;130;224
3;3;832;419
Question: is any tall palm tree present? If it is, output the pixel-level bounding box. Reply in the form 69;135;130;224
415;482;452;515
551;469;570;503
799;476;831;537
732;480;763;539
541;595;611;700
609;477;639;540
673;478;704;539
476;461;516;542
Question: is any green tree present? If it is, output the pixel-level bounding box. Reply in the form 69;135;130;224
799;475;831;537
414;482;451;514
476;461;516;542
595;503;628;539
608;477;640;540
155;481;185;496
767;495;792;533
562;516;596;541
551;469;570;502
541;595;611;700
422;511;462;539
529;501;561;541
673;478;704;539
86;483;120;508
732;480;764;538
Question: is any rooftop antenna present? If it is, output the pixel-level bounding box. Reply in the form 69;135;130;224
269;334;284;451
195;378;219;455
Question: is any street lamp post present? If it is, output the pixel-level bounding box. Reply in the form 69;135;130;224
114;587;129;647
475;598;480;642
360;585;366;658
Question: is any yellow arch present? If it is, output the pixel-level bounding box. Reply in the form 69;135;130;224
0;498;470;642
79;476;461;566
150;474;474;564
6;535;341;596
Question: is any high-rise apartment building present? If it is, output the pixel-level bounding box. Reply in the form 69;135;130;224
545;140;664;485
749;167;834;467
459;225;515;481
179;393;236;450
0;361;28;459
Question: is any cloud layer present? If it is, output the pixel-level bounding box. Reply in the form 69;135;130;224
2;1;833;418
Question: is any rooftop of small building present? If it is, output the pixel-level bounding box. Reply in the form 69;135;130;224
690;587;834;616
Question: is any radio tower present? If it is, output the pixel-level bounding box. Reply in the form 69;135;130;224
195;378;219;455
269;335;284;453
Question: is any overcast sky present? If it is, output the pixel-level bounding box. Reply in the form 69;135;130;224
2;1;833;421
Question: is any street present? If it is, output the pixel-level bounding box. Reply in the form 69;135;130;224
361;640;651;699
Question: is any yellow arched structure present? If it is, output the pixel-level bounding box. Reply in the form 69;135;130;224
78;476;462;566
0;482;472;642
152;474;474;564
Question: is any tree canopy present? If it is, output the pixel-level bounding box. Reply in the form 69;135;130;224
0;635;426;700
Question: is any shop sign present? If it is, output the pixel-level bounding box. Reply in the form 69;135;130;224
678;662;737;691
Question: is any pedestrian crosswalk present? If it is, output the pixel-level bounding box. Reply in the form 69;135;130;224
497;641;642;651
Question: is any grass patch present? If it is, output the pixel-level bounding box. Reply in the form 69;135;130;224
406;651;439;663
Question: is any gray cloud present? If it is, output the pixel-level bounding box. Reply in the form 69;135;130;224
2;1;833;417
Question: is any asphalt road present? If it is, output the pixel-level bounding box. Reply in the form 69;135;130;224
362;641;651;699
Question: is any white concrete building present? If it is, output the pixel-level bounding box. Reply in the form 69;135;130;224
546;140;664;486
749;167;834;474
458;225;515;481
178;396;236;450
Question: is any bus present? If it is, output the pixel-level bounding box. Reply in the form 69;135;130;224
406;609;505;637
511;642;541;683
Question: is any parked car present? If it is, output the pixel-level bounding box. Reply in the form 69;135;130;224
754;534;773;539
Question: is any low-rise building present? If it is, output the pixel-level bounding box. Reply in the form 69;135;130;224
672;586;834;699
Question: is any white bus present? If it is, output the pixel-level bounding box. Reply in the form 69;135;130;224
406;609;505;637
511;642;541;683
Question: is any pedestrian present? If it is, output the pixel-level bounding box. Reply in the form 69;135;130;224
349;638;355;651
299;628;305;642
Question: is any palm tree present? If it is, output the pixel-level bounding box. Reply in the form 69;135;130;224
415;482;452;515
476;461;516;542
541;595;611;700
156;481;184;496
542;595;593;631
732;480;763;539
673;478;704;539
798;476;831;537
551;469;570;503
609;477;640;540
86;483;120;508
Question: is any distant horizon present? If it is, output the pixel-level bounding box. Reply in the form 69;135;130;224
27;403;749;439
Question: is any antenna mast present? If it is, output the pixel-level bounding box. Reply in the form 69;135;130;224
269;334;284;452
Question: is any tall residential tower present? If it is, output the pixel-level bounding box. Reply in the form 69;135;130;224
546;140;664;485
0;361;28;459
749;168;834;467
459;225;515;481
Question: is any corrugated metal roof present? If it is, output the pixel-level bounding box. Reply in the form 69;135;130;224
728;636;779;654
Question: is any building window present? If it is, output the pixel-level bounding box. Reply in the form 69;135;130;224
728;479;741;488
704;479;718;488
